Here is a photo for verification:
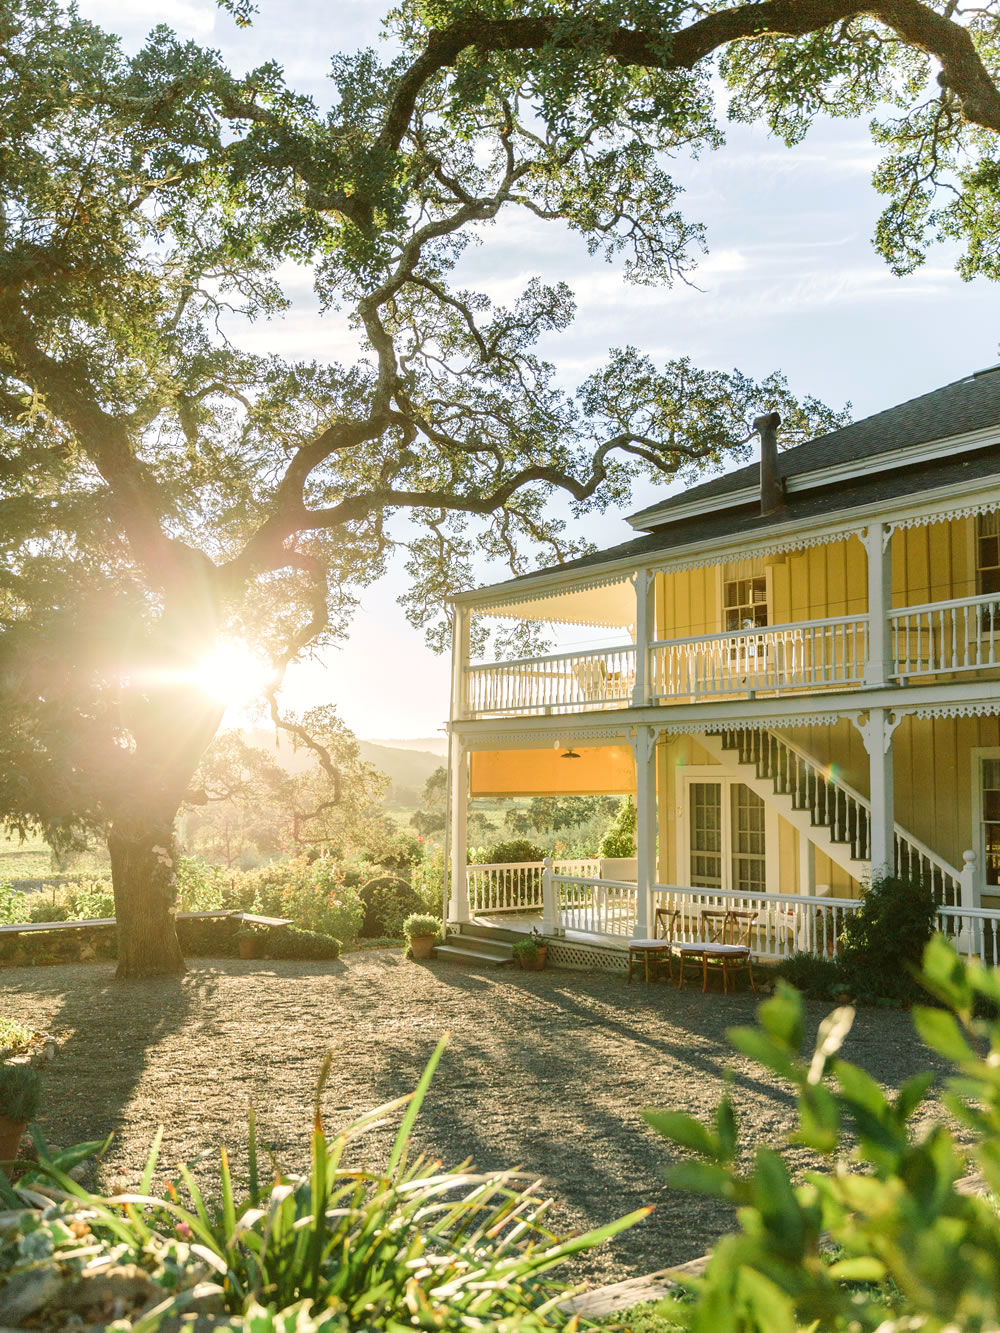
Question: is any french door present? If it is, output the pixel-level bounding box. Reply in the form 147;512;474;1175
683;775;774;894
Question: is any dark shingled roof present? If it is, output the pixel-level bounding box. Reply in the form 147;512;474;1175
469;432;1000;601
628;364;1000;528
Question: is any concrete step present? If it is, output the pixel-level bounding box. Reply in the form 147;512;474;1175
435;939;513;966
459;921;529;944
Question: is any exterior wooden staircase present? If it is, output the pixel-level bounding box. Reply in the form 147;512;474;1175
700;726;964;905
435;921;517;967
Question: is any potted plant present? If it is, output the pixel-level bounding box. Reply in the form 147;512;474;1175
0;1064;41;1164
403;914;440;960
512;937;548;971
235;926;268;960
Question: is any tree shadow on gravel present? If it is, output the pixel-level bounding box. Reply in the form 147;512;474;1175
0;961;217;1158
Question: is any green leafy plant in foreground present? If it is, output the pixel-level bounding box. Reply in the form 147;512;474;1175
644;933;1000;1332
2;1038;647;1330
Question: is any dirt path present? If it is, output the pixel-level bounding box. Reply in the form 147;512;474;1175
0;952;951;1287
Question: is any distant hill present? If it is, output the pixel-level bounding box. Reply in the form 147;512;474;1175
237;729;443;806
368;736;448;757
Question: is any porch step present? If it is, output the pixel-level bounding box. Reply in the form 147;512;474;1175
459;921;529;944
436;934;514;966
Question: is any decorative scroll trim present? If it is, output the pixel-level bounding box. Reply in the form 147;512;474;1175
475;570;632;620
912;701;1000;722
652;527;858;576
893;498;1000;532
655;713;843;737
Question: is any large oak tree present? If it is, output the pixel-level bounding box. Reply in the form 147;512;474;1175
1;0;993;976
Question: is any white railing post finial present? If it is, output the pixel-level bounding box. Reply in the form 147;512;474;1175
961;849;978;910
541;857;558;934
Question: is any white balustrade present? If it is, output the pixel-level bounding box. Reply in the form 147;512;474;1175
891;592;1000;678
478;864;1000;964
465;645;635;717
467;859;600;914
554;874;638;937
649;616;869;700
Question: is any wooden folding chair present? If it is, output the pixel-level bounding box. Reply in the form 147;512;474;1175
703;910;758;994
627;907;681;984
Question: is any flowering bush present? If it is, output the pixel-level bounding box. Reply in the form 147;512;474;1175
174;857;229;912
245;856;363;943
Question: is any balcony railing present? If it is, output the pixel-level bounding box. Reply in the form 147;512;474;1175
461;595;1000;720
891;592;1000;679
648;615;868;699
465;645;635;717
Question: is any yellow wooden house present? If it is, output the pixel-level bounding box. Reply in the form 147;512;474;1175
442;368;1000;970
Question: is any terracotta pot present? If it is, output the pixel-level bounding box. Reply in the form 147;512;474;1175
0;1115;27;1164
409;934;436;960
519;946;548;971
238;936;266;960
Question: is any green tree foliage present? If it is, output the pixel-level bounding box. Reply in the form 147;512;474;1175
8;0;999;975
599;796;637;857
184;710;388;868
644;936;1000;1331
411;766;447;838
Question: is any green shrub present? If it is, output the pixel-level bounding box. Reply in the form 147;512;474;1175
175;915;239;957
267;927;341;960
0;1041;644;1327
838;871;938;1003
175;857;229;912
0;882;27;926
511;938;545;965
0;1064;41;1123
774;951;851;1000
27;900;70;923
245;856;363;943
598;797;636;858
403;913;440;939
358;874;424;937
643;935;1000;1332
65;880;115;920
477;838;545;865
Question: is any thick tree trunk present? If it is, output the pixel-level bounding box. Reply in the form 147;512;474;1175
109;811;186;978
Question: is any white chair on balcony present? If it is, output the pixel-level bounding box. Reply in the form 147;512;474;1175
573;657;608;704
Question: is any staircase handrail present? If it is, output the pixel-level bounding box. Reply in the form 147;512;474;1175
766;728;964;887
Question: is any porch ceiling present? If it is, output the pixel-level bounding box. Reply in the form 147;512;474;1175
476;577;633;631
470;743;636;797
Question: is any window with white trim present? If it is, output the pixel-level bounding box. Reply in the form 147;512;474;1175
687;777;768;893
981;756;1000;889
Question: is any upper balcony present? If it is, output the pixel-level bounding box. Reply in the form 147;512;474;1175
452;508;1000;722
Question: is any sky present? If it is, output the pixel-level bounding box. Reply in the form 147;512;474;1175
78;0;1000;739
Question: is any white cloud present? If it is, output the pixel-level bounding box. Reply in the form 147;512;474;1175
77;0;216;39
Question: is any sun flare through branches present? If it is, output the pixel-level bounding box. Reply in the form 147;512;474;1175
191;640;275;707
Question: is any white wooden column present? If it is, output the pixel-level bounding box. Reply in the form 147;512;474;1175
855;708;899;879
631;569;655;707
863;522;893;687
632;725;657;938
451;604;471;720
448;742;470;923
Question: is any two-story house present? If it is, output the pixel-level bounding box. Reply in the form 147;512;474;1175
442;368;1000;971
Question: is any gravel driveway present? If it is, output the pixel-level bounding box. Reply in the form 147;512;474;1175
0;951;954;1288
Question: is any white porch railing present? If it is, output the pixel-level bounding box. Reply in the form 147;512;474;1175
652;884;861;960
468;859;600;914
553;874;638;937
890;592;1000;679
937;903;1000;964
649;615;868;700
465;645;635;717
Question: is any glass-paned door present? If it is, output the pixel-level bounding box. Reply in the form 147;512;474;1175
689;782;722;888
982;757;1000;888
688;780;766;892
731;785;767;893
